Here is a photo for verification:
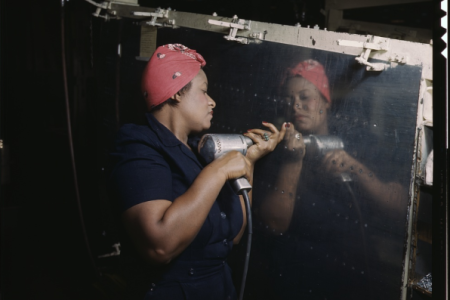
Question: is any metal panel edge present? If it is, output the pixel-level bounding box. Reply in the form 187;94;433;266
112;7;432;80
109;4;432;79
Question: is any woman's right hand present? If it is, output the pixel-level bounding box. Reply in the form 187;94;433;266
208;151;252;182
282;123;306;161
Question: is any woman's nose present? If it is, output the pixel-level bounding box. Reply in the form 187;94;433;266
294;101;304;111
208;94;216;108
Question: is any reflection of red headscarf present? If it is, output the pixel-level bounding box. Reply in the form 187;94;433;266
285;59;330;103
142;44;206;109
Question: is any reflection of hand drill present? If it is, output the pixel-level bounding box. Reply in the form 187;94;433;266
303;135;344;158
303;135;351;182
305;136;368;274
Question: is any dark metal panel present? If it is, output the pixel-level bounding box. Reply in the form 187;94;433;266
113;25;422;299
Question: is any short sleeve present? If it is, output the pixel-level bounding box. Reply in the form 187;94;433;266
109;131;173;212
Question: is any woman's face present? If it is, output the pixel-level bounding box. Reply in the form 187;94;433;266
283;76;330;135
178;69;216;133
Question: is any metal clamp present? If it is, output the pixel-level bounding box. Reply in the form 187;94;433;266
208;15;252;44
389;53;408;64
355;54;386;71
131;8;175;27
91;3;118;20
337;37;390;71
249;31;267;40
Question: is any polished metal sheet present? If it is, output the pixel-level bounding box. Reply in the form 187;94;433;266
155;27;422;300
112;25;422;299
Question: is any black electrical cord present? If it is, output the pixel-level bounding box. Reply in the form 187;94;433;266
61;0;99;278
238;189;252;300
343;180;371;294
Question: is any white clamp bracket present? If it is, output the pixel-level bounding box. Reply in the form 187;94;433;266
337;37;390;71
388;53;409;64
88;1;117;20
249;31;267;40
131;8;175;27
208;15;252;44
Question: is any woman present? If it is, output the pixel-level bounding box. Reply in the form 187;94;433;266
109;44;287;300
258;59;407;299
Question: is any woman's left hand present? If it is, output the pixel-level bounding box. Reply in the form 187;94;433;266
244;122;287;164
321;149;361;177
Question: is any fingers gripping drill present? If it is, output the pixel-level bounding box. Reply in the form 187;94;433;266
198;133;253;300
198;134;253;194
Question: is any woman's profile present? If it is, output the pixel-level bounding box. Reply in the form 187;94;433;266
109;44;287;300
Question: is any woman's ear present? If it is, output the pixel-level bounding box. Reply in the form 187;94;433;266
170;93;182;103
321;96;331;110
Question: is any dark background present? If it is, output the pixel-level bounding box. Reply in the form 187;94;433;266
0;0;445;299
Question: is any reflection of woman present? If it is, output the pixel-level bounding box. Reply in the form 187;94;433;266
109;44;286;300
258;60;406;299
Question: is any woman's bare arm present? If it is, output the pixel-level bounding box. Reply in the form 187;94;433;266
259;125;306;233
321;149;406;214
122;151;250;264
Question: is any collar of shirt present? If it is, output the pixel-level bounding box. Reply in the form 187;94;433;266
146;113;203;168
146;113;182;147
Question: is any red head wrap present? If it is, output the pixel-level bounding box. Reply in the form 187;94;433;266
285;59;331;103
142;44;206;109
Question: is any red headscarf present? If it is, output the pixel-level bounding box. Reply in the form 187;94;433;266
285;59;331;103
142;44;206;109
